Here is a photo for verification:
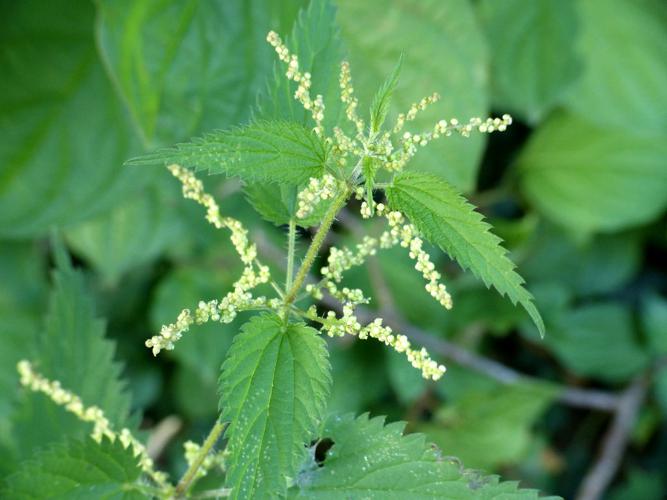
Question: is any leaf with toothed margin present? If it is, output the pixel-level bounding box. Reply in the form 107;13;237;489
387;172;544;337
2;437;144;499
290;413;561;499
125;120;328;186
218;314;332;499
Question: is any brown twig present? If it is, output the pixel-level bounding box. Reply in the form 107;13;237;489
575;374;650;500
146;415;183;460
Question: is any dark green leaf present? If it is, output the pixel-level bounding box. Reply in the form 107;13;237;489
2;437;145;499
126;121;328;185
544;303;649;382
218;314;331;499
387;171;544;336
8;246;132;463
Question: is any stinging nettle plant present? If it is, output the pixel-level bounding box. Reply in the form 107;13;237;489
10;1;553;499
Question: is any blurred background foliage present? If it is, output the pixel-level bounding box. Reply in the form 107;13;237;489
0;0;666;498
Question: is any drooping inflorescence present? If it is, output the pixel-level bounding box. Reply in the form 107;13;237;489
145;165;271;356
17;360;169;488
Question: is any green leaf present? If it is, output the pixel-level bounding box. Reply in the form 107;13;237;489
369;54;403;133
218;314;331;499
520;223;641;297
517;112;667;234
291;413;559;499
563;0;667;135
544;303;649;382
126;120;328;185
151;262;241;418
337;0;489;191
255;0;344;134
387;171;544;336
64;178;185;285
8;245;132;463
0;0;146;238
96;0;306;146
642;294;667;356
418;383;557;471
2;437;145;499
244;183;332;228
478;0;581;123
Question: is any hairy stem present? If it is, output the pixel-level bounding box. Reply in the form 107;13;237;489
174;420;227;498
285;218;297;291
284;189;349;304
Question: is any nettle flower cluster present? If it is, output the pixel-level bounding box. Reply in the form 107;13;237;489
145;31;512;382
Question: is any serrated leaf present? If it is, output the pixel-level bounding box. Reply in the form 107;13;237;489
8;244;132;463
517;112;667;234
255;0;344;134
369;54;403;133
478;0;581;123
387;172;544;336
218;314;331;499
337;0;488;191
126;121;327;185
0;0;146;238
291;413;559;499
2;437;145;499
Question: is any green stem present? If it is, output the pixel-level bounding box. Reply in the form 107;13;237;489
285;218;297;291
174;420;227;498
284;189;349;305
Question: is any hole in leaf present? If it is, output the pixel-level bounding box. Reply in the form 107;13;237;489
313;437;335;466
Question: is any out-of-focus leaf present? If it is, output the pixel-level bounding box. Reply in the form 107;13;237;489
564;0;667;135
65;178;185;284
0;242;46;469
418;382;556;470
521;223;641;297
479;0;581;123
0;0;145;238
8;247;132;465
642;294;667;356
294;413;559;498
96;0;307;146
150;263;241;418
608;468;664;500
653;366;667;417
544;303;649;382
2;437;144;499
517;112;667;234
337;0;488;191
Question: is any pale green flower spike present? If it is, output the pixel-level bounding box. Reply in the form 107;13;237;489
17;360;169;489
145;165;271;356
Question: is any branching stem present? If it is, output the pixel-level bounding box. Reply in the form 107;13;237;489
174;420;227;498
